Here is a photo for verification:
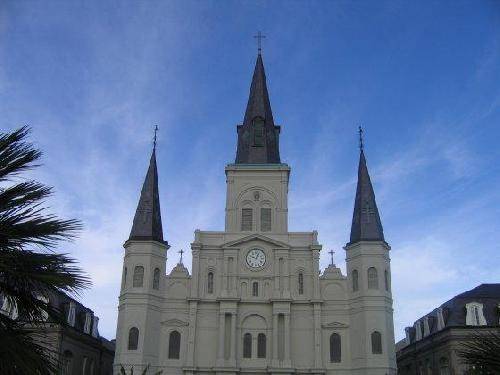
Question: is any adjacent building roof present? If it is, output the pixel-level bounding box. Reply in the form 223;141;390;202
348;150;385;244
399;284;500;348
129;149;165;243
235;53;281;164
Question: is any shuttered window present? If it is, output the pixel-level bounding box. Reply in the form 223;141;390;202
260;208;271;232
241;208;253;231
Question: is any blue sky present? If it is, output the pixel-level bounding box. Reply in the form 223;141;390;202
1;1;499;341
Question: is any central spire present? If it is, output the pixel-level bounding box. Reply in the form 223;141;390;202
235;53;281;164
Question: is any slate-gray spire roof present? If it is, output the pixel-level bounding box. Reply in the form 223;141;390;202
235;53;281;164
349;150;385;244
129;148;164;243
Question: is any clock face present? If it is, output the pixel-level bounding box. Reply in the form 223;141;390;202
246;248;266;269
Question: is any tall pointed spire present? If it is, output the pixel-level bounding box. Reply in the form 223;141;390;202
349;147;385;245
129;147;164;243
235;52;281;164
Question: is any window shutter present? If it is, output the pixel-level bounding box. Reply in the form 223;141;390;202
260;208;271;232
241;208;253;231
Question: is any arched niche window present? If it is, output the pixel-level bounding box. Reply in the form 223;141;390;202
133;266;144;288
207;272;214;294
329;333;341;363
371;331;382;354
122;267;127;288
253;117;264;147
168;330;181;359
62;350;73;375
384;270;389;291
252;282;259;297
298;273;304;295
243;333;252;358
367;267;378;290
260;207;271;232
128;327;139;350
241;208;253;231
352;269;359;292
257;333;266;358
153;268;160;290
439;357;450;375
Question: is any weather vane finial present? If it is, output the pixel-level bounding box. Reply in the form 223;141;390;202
153;125;159;151
178;249;184;265
358;125;364;152
253;31;266;54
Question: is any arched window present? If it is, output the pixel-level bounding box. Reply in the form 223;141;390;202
168;331;181;359
122;267;127;288
258;333;266;358
133;266;144;288
298;273;304;295
367;267;378;290
241;208;253;231
207;272;214;294
243;333;252;358
153;268;160;290
260;207;271;232
439;357;450;375
329;333;341;363
128;327;139;350
352;269;359;292
253;117;264;146
384;270;389;291
371;331;382;354
252;282;259;297
62;350;73;375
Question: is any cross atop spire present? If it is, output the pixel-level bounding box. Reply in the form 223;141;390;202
358;125;364;152
254;31;266;54
153;125;158;151
178;249;184;264
328;249;335;266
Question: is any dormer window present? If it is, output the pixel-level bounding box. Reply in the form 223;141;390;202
437;307;445;330
67;302;76;327
253;117;264;147
414;320;422;341
423;316;430;337
465;302;486;326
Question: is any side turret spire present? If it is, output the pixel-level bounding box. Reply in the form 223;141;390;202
129;136;164;244
235;50;281;164
349;129;385;245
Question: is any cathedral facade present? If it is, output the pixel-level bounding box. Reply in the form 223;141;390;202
113;53;396;375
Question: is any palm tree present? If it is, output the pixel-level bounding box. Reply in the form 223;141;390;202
119;364;163;375
0;126;90;374
458;330;500;374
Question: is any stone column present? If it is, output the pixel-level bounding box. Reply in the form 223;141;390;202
312;249;320;299
230;312;236;365
272;313;279;364
186;300;198;367
217;312;225;363
191;249;200;298
284;313;291;365
313;303;322;368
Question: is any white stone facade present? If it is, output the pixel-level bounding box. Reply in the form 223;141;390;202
114;163;397;374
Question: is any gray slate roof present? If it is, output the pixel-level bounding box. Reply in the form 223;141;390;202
349;150;385;244
129;149;164;243
404;284;500;345
235;53;281;164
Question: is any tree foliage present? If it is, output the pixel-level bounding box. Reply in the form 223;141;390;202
458;330;500;375
0;126;90;374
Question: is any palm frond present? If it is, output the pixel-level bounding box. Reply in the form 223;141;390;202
457;331;500;373
0;126;41;181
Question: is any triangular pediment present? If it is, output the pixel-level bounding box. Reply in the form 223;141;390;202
222;234;289;249
161;318;189;327
321;321;349;329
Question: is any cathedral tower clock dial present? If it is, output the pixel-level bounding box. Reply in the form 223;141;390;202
246;248;266;268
